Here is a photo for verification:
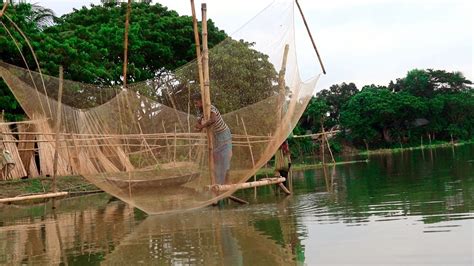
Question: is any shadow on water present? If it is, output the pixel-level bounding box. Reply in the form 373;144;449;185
0;144;473;265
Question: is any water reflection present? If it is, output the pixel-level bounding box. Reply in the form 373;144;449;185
0;145;473;265
103;207;301;265
0;194;137;265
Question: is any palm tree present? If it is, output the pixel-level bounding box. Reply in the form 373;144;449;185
2;1;56;29
28;3;55;29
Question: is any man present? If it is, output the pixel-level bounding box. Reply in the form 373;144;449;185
275;140;291;179
193;93;232;185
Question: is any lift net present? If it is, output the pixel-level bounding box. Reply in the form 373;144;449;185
0;0;320;214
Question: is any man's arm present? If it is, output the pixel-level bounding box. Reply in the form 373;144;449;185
195;112;217;130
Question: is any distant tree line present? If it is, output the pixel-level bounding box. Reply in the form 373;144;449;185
295;69;473;154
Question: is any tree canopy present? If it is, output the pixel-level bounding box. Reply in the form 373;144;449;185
296;69;473;151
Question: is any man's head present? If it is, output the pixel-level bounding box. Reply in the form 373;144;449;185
192;92;203;108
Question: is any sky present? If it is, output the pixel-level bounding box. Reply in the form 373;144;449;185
28;0;473;90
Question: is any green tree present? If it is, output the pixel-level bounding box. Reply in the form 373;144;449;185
389;69;472;97
340;86;427;147
1;2;48;120
301;96;329;133
39;2;226;83
0;2;228;117
173;38;279;113
316;82;358;127
428;92;474;140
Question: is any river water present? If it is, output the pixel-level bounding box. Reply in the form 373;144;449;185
0;145;473;265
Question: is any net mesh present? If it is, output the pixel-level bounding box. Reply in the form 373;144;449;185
0;0;320;214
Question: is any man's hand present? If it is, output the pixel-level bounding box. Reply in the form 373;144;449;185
195;123;204;131
195;119;208;131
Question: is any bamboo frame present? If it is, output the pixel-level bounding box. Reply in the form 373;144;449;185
0;131;275;140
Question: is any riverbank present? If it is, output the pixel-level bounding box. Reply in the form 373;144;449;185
256;159;369;176
1;141;470;200
358;140;473;155
0;176;99;199
0;160;368;200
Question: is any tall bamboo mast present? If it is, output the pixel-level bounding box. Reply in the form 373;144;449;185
201;3;216;184
122;0;132;88
295;0;326;74
190;0;205;99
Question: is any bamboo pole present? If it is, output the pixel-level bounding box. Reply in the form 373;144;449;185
0;192;68;204
201;3;216;185
324;132;336;163
240;117;257;194
292;130;340;138
0;2;8;19
70;133;82;172
190;0;205;95
122;0;132;88
320;122;325;165
295;0;326;74
211;177;286;192
228;195;249;204
277;44;290;122
162;120;171;162
278;183;292;195
173;123;177;165
52;66;64;193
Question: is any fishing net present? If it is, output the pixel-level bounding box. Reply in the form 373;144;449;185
0;0;320;214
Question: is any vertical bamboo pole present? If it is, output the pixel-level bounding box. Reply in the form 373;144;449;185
52;66;64;193
162;121;170;163
190;0;204;163
241;117;256;194
70;133;82;172
122;0;132;88
201;3;216;184
173;123;177;165
320;121;325;165
324;132;336;163
190;0;205;94
277;44;290;123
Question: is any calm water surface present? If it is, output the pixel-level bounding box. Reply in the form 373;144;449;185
1;145;473;265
